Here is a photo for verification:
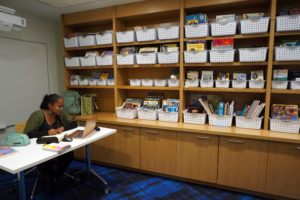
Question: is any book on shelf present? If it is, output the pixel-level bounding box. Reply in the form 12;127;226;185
271;104;298;121
273;69;288;81
42;144;71;153
0;146;16;158
251;70;264;80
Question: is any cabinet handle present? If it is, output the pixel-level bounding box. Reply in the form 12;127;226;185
195;136;210;140
145;131;159;135
228;139;244;144
296;147;300;151
122;128;133;132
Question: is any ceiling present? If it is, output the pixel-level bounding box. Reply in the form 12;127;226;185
0;0;144;20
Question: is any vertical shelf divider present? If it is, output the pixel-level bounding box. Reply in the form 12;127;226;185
179;0;185;123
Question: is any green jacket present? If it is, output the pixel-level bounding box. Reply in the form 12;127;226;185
23;110;74;134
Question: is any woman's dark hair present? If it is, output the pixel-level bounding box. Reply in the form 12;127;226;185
40;94;62;109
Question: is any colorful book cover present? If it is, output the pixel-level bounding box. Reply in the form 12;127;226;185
273;69;288;81
0;146;16;158
43;144;71;153
251;70;264;80
271;104;298;121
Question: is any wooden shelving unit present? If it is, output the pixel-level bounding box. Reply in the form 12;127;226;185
68;85;114;89
184;87;266;93
65;66;114;70
183;33;270;41
116;39;180;47
272;89;300;94
118;64;179;69
184;62;268;67
118;86;180;90
64;44;113;51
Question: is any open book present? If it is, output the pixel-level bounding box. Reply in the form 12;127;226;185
42;144;71;153
37;133;67;144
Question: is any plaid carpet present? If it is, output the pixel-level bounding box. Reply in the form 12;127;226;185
0;160;270;200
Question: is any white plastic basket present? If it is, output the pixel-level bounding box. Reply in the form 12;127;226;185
95;32;113;45
270;119;300;133
157;26;180;40
115;107;138;119
239;47;268;62
64;37;79;48
275;47;300;61
78;35;96;46
96;55;113;66
209;114;233;127
154;79;168;87
158;110;179;122
235;116;263;129
116;31;136;43
184;51;208;63
232;80;247;88
240;17;270;34
290;81;300;90
249;80;265;89
79;79;88;85
185;23;209;38
141;79;154;86
88;79;97;86
210;50;235;63
185;79;199;87
136;53;157;64
272;80;288;89
200;79;214;88
117;54;136;65
107;79;114;86
168;79;179;87
276;14;300;32
215;80;230;88
136;28;157;42
157;52;179;64
130;79;141;86
65;57;80;67
211;21;237;36
183;110;206;124
70;80;79;86
97;79;107;86
80;56;96;66
138;109;158;120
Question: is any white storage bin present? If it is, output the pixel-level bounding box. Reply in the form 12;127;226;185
107;79;114;86
184;51;208;63
154;79;168;87
232;80;247;88
79;79;89;86
209;114;233;127
157;26;180;40
239;47;268;62
117;54;136;65
65;57;80;67
78;35;96;46
275;47;300;61
168;79;179;87
249;80;265;89
272;80;288;89
270;119;300;133
141;79;154;86
96;55;113;66
185;79;199;87
215;80;230;88
200;79;214;88
235;116;263;130
70;80;79;86
136;28;157;42
64;37;79;48
116;31;136;43
158;110;179;122
88;79;97;86
136;53;157;64
211;21;237;36
210;50;235;63
276;14;300;32
97;79;107;86
80;56;96;66
240;17;270;34
115;107;138;119
157;52;179;64
95;32;113;45
290;81;300;90
138;109;158;120
185;23;209;38
130;79;141;86
183;110;206;124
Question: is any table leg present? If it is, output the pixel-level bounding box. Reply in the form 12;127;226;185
85;144;91;176
18;171;26;200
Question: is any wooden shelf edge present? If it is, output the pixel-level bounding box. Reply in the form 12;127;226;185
68;86;114;89
184;88;266;93
65;66;114;70
116;39;180;47
273;61;300;65
271;89;300;94
183;33;269;41
64;44;113;51
118;86;179;90
184;62;268;67
275;31;300;37
118;64;180;68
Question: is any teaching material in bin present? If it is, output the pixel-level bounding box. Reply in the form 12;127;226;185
186;13;208;25
187;105;203;113
122;98;143;109
233;73;247;80
42;144;71;153
186;40;206;51
215;14;236;23
199;98;234;115
240;100;265;118
160;44;178;52
289;71;300;81
271;104;298;121
170;69;179;80
141;95;163;111
279;7;300;16
191;94;223;109
201;71;214;80
280;40;300;47
162;99;179;112
217;72;230;80
139;47;158;53
120;46;138;55
187;71;199;80
251;70;264;80
243;13;264;19
211;38;234;50
273;69;288;81
0;146;16;158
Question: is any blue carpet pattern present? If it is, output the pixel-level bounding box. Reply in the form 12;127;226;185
0;160;270;200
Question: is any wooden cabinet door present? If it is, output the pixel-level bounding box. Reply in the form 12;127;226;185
140;128;176;175
176;132;218;183
218;136;268;192
266;142;300;199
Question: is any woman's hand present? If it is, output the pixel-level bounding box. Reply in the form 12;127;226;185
48;129;58;135
56;126;64;133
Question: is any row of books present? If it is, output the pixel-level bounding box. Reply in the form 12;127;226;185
240;100;266;118
70;72;114;81
273;69;300;81
120;44;179;55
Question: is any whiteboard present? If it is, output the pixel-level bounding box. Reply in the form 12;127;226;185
0;37;49;126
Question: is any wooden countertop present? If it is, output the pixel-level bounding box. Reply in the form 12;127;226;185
75;112;300;144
